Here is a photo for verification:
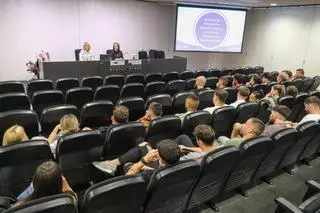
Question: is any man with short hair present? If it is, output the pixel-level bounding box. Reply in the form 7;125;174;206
229;86;250;108
139;102;162;128
219;118;265;147
262;72;273;85
203;89;228;114
286;85;298;97
299;96;320;124
112;105;129;124
216;76;229;89
175;94;199;122
262;105;291;136
294;68;305;79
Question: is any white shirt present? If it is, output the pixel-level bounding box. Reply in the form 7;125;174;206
299;114;320;124
79;50;94;61
229;100;246;108
203;104;227;114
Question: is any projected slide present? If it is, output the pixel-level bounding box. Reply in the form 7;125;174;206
175;5;247;53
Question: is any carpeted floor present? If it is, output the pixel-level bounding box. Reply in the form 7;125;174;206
188;157;320;213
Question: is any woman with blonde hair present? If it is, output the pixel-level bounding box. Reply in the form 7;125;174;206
2;125;29;146
48;114;91;154
79;42;94;61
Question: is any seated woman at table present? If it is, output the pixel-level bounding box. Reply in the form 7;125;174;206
79;42;94;61
110;42;123;60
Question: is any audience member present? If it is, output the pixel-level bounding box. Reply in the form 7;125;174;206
232;73;244;88
247;74;262;86
249;90;265;103
299;96;320;124
2;125;29;146
110;42;123;60
262;105;291;136
229;86;250;108
203;89;228;114
286;85;299;97
277;71;290;83
219;118;265;147
262;73;273;85
263;84;285;107
283;70;293;80
193;76;207;95
293;68;305;79
79;42;94;61
99;105;130;135
216;76;229;89
175;94;199;122
16;161;76;204
139;102;162;128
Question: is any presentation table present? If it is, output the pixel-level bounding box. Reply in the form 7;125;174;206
43;57;187;82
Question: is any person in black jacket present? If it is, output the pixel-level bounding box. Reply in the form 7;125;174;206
110;42;123;60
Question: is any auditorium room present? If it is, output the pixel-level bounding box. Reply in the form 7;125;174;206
1;0;320;212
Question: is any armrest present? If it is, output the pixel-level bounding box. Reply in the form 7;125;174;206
274;197;303;213
303;180;320;201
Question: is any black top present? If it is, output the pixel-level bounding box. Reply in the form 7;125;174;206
111;50;123;60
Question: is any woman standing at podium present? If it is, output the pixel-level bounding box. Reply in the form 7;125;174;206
79;42;94;61
110;42;123;60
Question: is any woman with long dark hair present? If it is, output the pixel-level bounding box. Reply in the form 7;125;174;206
110;42;123;60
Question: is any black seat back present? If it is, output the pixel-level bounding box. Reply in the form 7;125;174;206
163;72;180;82
144;81;166;97
65;87;94;110
56;130;104;186
126;74;145;84
0;110;39;144
81;175;146;213
254;129;300;180
138;50;148;59
278;96;295;109
208;69;221;78
81;76;103;91
195;70;208;77
120;83;144;99
254;66;264;74
301;77;314;92
3;194;77;213
0;81;25;94
278;122;319;170
117;97;145;121
144;161;200;213
0;140;53;196
236;102;259;123
180;71;194;80
27;80;53;98
293;78;304;91
185;79;196;91
182;111;212;140
80;101;113;128
310;76;320;91
205;77;218;89
56;78;79;95
145;73;163;83
40;105;79;137
298;193;320;213
252;84;266;93
102;122;145;160
198;89;214;110
172;92;194;114
94;85;120;104
187;147;240;210
223;136;272;193
32;90;64;117
256;100;271;123
299;124;320;162
146;94;172;116
167;80;186;96
104;75;125;88
288;93;309;122
212;106;238;137
0;93;30;113
146;115;181;148
310;91;320;99
225;87;237;104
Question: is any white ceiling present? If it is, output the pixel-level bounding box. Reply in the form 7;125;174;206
140;0;320;8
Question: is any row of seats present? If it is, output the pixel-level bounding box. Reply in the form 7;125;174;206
3;120;320;212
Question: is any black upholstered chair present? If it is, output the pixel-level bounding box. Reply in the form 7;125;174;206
81;76;103;91
81;175;146;213
211;106;238;137
104;75;125;88
180;71;194;80
287;93;309;122
293;78;304;92
117;97;145;121
102;122;145;160
256;100;271;124
279;96;295;109
146;94;172;116
94;85;120;104
182;111;212;140
65;87;94;110
195;69;208;77
27;79;53;98
163;72;180;82
80;101;114;128
145;73;163;83
56;78;79;95
172;92;195;114
185;79;196;91
299;124;320;162
126;74;145;84
120;83;144;99
236;102;259;123
144;81;166;97
0;81;25;94
167;80;186;96
205;77;218;89
31;90;64;118
198;89;214;110
208;69;221;78
225;87;237;104
0;93;30;113
301;77;314;92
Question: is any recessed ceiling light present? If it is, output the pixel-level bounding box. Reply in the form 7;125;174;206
270;3;278;6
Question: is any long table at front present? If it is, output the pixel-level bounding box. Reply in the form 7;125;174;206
43;57;187;82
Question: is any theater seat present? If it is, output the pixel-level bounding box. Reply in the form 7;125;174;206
252;84;266;93
0;81;25;94
186;146;240;211
301;77;314;92
120;83;144;99
104;75;125;88
212;106;238;137
287;93;309;122
278;96;295;109
144;160;200;213
0;110;39;145
81;175;146;213
180;71;194;80
293;78;304;92
236;102;259;123
185;78;196;91
3;194;77;213
198;89;214;110
205;77;218;89
256;100;271;124
222;136;272;195
146;115;181;148
102;122;145;160
146;94;172;116
31;90;64;118
94;85;120;104
65;87;94;110
80;101;113;128
299;124;320;162
163;72;180;82
0;140;53;196
225;87;237;104
144;81;166;97
195;69;208;77
0;93;30;113
126;73;145;84
40;105;79;137
145;73;163;83
208;69;221;78
81;76;103;91
167;80;186;96
117;97;145;121
56;130;104;187
27;79;54;98
56;78;79;95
